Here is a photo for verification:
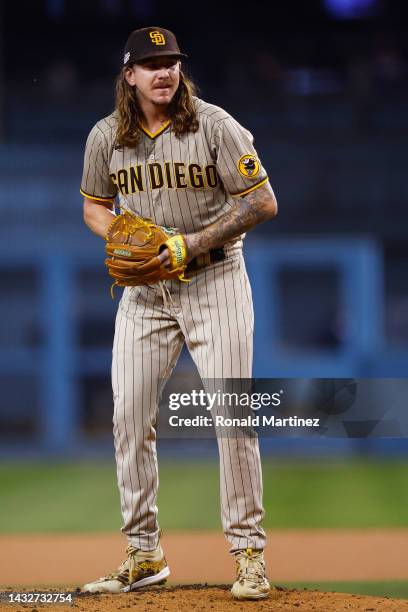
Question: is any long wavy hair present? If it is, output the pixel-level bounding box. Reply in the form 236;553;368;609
114;67;199;147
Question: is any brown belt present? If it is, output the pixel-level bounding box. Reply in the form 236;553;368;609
186;248;226;272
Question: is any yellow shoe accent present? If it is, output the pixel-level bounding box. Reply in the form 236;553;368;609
231;548;271;600
82;543;170;594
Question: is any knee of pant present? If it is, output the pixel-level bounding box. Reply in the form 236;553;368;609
113;407;158;443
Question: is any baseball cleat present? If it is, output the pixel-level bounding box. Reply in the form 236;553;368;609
82;543;170;593
231;548;271;600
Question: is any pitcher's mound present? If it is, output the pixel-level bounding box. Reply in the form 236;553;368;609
73;584;408;611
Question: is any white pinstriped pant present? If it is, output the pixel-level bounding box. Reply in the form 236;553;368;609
111;253;266;553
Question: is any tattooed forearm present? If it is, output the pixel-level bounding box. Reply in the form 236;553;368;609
185;183;277;260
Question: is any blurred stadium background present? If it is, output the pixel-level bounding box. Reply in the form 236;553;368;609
1;0;408;596
1;0;407;455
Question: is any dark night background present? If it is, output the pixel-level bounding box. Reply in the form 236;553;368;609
1;0;408;451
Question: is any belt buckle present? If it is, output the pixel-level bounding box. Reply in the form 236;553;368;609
197;253;212;268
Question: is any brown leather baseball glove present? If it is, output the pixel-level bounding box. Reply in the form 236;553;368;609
105;211;188;296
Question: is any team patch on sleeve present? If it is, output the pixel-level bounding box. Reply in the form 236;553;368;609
238;154;260;178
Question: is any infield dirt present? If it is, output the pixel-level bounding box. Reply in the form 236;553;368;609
1;586;408;612
1;530;408;610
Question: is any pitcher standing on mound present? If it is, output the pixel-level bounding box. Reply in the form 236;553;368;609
80;26;278;600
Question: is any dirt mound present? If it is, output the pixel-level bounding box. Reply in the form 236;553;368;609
1;586;407;612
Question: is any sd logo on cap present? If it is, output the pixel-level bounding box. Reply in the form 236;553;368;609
123;27;188;65
149;31;165;46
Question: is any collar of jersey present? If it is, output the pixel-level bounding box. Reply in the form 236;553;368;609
139;120;171;139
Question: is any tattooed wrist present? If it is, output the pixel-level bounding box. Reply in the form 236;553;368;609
184;184;277;259
184;234;206;261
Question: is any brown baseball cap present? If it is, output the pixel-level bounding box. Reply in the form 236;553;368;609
123;27;188;65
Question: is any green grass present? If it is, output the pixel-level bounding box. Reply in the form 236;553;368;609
0;460;407;532
262;460;408;529
279;581;408;600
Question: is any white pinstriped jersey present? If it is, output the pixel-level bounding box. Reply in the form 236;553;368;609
80;97;268;237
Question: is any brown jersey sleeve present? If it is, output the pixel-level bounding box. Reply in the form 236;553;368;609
80;121;118;201
211;116;268;197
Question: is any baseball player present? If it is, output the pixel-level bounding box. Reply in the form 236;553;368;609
80;27;278;600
